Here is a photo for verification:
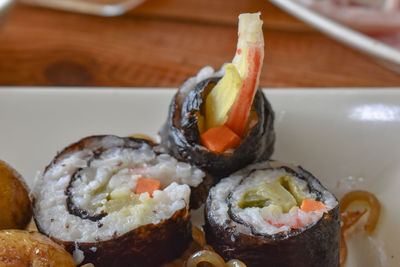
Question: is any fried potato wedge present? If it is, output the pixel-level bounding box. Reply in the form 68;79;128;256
0;230;75;266
0;160;32;230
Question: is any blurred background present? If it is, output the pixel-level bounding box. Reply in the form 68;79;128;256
1;0;400;87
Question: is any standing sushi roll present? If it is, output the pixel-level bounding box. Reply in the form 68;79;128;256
204;161;340;267
160;13;275;178
32;135;211;266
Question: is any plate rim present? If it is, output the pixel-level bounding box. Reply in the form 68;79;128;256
269;0;400;66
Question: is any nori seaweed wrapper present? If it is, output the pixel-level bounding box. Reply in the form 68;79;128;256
160;69;275;179
204;161;340;267
55;207;191;267
32;135;208;266
41;135;211;210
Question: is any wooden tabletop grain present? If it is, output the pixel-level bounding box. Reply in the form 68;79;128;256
0;0;400;87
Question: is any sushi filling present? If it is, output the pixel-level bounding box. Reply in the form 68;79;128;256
66;146;203;221
33;137;204;242
196;13;264;153
209;164;337;235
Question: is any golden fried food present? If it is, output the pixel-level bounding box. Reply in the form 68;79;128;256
0;160;32;230
0;230;76;267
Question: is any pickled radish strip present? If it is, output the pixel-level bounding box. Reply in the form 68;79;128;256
225;43;263;137
232;13;264;77
203;12;264;136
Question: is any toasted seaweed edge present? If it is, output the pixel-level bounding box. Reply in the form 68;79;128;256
160;76;275;179
204;163;340;267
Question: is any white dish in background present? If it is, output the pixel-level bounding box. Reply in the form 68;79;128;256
20;0;145;17
0;0;15;25
269;0;400;73
0;88;399;267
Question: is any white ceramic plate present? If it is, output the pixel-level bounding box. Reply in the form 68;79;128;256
269;0;400;73
0;88;399;266
20;0;145;17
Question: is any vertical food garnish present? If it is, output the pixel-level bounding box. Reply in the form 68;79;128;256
160;12;275;178
204;64;242;130
201;12;264;152
225;43;263;137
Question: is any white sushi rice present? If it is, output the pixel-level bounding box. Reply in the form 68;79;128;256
177;65;226;104
208;161;338;236
33;137;204;242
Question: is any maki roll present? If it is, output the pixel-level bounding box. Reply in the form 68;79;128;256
160;13;275;178
32;135;211;266
204;161;340;267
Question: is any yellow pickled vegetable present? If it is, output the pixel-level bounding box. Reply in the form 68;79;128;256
205;64;242;130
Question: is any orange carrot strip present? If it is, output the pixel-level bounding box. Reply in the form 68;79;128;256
200;125;242;153
134;178;161;197
301;199;327;212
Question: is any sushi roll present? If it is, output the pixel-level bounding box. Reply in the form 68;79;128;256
32;135;211;266
160;13;275;178
204;161;340;267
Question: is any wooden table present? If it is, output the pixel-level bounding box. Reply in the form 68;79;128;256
1;0;400;87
